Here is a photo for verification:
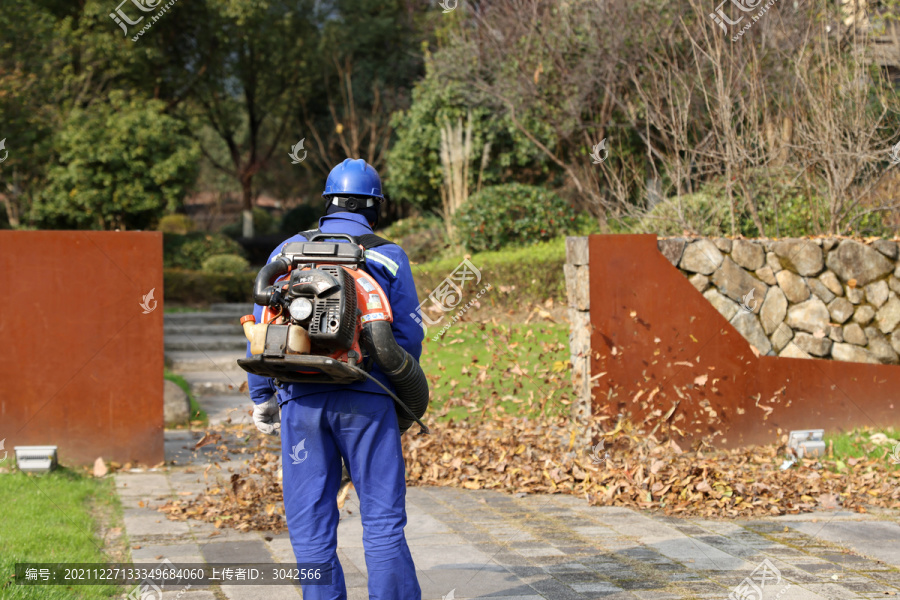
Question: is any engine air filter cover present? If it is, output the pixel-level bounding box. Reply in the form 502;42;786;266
288;266;357;351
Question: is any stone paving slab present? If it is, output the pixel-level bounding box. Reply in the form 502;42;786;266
782;519;900;566
159;592;216;600
219;583;301;600
113;430;900;599
190;393;252;426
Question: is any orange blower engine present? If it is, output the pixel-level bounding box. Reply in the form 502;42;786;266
237;233;429;434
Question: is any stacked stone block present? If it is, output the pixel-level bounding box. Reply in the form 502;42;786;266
659;237;900;364
565;237;592;421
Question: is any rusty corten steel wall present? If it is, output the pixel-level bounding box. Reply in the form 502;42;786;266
0;231;164;465
589;234;900;448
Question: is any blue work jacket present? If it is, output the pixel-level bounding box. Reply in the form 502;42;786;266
246;211;424;404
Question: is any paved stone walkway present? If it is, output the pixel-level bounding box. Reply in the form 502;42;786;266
116;428;900;600
146;306;900;599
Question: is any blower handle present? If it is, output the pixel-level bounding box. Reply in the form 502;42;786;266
305;232;358;244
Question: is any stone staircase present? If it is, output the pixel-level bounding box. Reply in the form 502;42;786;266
164;303;255;426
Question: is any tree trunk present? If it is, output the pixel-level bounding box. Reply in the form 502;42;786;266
3;170;22;228
725;166;736;237
778;117;793;166
241;175;254;238
1;194;19;228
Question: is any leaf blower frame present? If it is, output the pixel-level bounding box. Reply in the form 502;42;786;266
237;233;430;434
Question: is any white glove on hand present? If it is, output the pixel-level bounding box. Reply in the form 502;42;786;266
252;396;281;435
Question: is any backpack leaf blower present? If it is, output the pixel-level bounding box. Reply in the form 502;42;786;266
237;233;430;434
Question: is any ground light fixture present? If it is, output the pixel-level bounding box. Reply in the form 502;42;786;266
787;429;826;459
14;445;58;473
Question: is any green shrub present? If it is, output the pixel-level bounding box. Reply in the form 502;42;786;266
281;204;320;234
634;172;842;238
382;214;449;263
164;269;256;304
157;213;196;234
163;232;246;269
201;253;250;275
454;184;580;252
382;214;442;239
633;191;731;237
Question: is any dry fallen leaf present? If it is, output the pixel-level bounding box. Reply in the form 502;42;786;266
194;432;222;450
93;457;108;478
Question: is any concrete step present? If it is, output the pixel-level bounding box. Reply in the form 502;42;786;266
164;312;245;326
164;324;244;337
181;370;247;396
164;334;248;352
196;394;253;427
165;350;244;373
209;303;255;314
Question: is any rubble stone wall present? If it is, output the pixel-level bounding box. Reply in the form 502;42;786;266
658;237;900;364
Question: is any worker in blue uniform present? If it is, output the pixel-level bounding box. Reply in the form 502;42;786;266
245;158;424;600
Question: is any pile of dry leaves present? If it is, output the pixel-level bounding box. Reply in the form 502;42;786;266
405;413;900;518
159;431;287;532
158;409;900;534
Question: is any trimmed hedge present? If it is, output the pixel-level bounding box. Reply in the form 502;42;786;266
164;269;255;304
410;238;566;305
163;232;246;269
157;214;196;234
164;238;568;306
201;253;250;275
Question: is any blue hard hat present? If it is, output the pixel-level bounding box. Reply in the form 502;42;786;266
322;158;384;199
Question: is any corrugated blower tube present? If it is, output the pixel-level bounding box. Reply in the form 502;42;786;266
360;321;430;434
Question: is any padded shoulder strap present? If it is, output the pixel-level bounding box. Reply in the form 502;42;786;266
355;233;393;249
300;228;392;250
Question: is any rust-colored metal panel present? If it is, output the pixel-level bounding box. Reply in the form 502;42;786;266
588;234;900;448
0;231;164;466
754;357;900;442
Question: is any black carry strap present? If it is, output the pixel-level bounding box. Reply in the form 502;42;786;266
299;228;392;249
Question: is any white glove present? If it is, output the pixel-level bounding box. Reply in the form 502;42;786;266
252;396;281;435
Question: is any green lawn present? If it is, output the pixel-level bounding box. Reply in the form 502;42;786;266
421;321;571;420
164;369;209;426
822;427;900;471
0;469;120;599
